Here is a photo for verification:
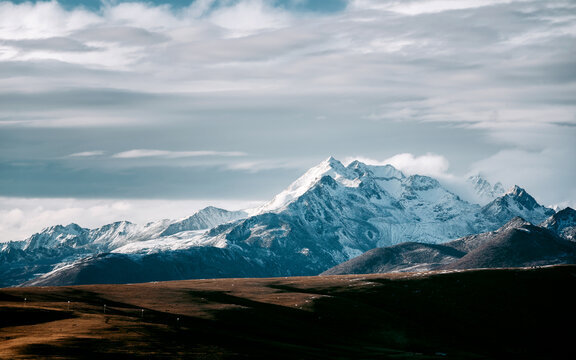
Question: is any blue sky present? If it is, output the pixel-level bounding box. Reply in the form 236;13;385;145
0;0;575;240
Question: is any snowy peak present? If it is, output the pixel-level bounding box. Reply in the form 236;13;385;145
325;156;345;170
542;207;576;228
160;206;247;237
506;185;540;210
255;156;357;213
23;223;88;251
346;160;405;180
403;174;440;191
256;157;409;214
87;221;136;247
91;221;133;236
498;216;532;232
481;186;554;225
467;175;505;203
46;223;85;235
541;207;576;241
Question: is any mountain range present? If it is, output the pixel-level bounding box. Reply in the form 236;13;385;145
1;157;571;287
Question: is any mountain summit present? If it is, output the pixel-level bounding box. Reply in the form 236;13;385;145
467;175;505;203
481;185;555;225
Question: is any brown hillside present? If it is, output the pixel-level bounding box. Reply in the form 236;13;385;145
1;266;576;359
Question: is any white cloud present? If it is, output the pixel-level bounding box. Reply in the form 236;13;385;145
345;153;452;178
226;158;308;172
0;0;101;40
383;153;451;178
68;150;105;157
351;0;530;15
209;0;292;37
111;149;246;159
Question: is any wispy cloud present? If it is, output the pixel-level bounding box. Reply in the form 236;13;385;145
351;0;531;15
68;150;105;157
111;149;247;159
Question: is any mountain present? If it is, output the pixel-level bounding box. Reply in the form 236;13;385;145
444;221;576;270
160;206;247;237
0;207;245;287
540;207;576;241
467;174;505;203
322;215;576;275
480;185;555;225
321;242;465;275
0;157;562;287
22;247;272;287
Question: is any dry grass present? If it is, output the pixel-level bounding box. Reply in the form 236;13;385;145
1;266;575;359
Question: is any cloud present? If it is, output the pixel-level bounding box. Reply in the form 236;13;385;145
0;0;101;40
209;0;291;37
111;149;247;159
72;26;170;46
68;150;105;157
0;37;99;52
344;153;452;178
382;153;452;178
351;0;530;15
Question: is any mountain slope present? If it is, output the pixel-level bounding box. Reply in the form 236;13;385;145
323;215;576;275
444;222;576;270
321;242;465;275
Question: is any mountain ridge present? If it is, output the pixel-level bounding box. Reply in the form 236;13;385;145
0;157;564;287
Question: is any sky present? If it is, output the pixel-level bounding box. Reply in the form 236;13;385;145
1;0;575;241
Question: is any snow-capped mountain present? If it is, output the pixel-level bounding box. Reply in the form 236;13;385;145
0;207;245;287
160;207;247;237
467;175;505;204
540;207;576;241
204;157;553;262
201;157;486;270
0;157;563;287
481;185;555;226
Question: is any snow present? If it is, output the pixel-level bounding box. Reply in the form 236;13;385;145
254;157;361;214
112;230;210;254
467;175;506;204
